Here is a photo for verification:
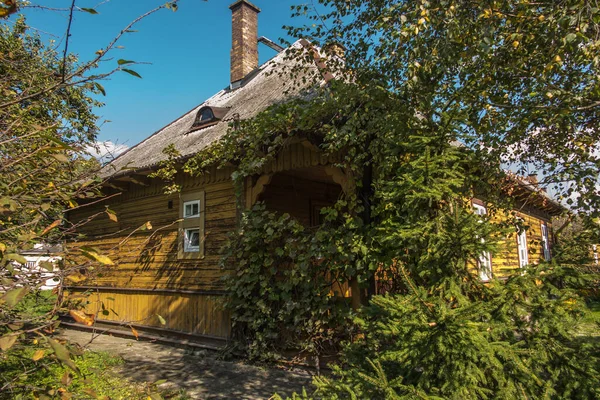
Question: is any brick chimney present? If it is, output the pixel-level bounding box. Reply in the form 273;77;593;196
229;0;260;86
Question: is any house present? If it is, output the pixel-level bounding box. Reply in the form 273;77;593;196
66;0;564;344
0;244;61;292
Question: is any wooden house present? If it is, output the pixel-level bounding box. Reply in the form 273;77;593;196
66;0;564;345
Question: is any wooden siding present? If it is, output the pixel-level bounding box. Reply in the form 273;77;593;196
67;143;560;337
69;288;230;338
66;143;337;337
67;166;237;336
490;209;554;279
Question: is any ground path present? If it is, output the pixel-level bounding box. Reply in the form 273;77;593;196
59;329;313;399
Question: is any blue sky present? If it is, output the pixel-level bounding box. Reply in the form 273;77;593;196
13;0;309;153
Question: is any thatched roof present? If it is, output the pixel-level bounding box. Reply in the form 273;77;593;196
100;40;319;179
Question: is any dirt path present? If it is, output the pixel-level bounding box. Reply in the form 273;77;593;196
59;329;313;399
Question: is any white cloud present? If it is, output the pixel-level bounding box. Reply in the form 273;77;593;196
86;141;129;162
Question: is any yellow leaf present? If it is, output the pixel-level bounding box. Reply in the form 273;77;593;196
69;310;95;326
32;349;45;361
2;287;28;307
66;273;87;283
130;326;139;340
0;335;17;351
51;153;69;163
106;210;118;222
80;249;114;265
41;219;61;236
140;221;153;231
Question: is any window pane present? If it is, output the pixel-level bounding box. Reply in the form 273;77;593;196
183;200;200;218
184;228;200;251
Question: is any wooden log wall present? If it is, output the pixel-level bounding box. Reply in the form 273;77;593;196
74;288;230;338
67;166;237;338
492;209;553;279
66;140;559;338
67;143;337;338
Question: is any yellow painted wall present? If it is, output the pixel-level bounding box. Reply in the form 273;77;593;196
486;205;554;279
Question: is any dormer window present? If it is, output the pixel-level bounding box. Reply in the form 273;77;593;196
190;106;230;131
196;108;214;125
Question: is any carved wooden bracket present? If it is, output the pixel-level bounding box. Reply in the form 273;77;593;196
245;174;273;209
324;166;354;194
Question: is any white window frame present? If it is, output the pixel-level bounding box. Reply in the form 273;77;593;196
473;202;492;281
540;222;551;261
593;245;598;265
516;220;529;268
179;191;205;259
184;228;201;252
183;200;200;218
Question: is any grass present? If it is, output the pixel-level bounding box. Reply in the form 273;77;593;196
579;301;600;338
3;290;189;399
0;341;188;400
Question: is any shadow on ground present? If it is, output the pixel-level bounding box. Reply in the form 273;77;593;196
59;329;313;399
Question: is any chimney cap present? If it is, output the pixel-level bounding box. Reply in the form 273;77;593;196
229;0;261;13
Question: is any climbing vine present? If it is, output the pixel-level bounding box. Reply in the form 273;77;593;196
220;205;356;362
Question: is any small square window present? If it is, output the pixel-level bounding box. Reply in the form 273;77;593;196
184;228;200;252
183;200;200;218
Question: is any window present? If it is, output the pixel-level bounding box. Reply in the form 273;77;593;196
183;200;200;218
179;191;205;259
516;220;529;268
194;108;214;126
540;222;551;261
593;245;598;265
184;228;200;252
190;106;229;130
473;203;492;281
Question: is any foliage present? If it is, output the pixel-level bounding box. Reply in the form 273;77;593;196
1;3;179;397
182;69;600;395
149;0;600;397
0;345;181;400
288;0;600;217
221;204;354;362
300;266;597;399
553;216;600;300
554;216;599;266
149;144;182;195
0;18;103;369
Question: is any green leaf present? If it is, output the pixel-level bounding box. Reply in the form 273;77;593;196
122;68;142;79
94;82;106;96
80;7;98;14
5;253;27;264
48;338;80;373
1;287;28;307
117;59;135;66
39;261;55;271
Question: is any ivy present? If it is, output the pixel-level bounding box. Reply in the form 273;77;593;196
221;204;355;362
